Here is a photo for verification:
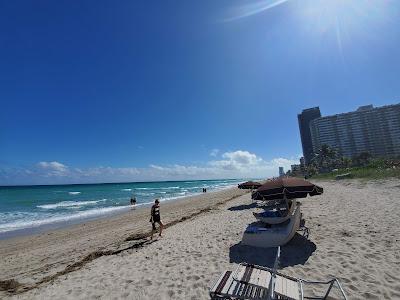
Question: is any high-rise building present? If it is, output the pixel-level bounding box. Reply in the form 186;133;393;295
298;107;321;164
310;104;400;158
291;164;301;173
299;157;305;167
279;167;284;177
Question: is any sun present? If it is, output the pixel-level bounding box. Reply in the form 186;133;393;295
223;0;395;58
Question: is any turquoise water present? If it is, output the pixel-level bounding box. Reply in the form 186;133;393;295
0;179;245;237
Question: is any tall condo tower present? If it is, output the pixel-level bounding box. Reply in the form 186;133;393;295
298;107;321;164
310;104;400;158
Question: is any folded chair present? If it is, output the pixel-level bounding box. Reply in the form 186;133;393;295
209;247;347;300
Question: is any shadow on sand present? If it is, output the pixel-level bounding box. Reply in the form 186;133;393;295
228;202;257;211
229;233;316;268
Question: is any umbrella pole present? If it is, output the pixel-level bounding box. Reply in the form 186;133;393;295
283;191;289;211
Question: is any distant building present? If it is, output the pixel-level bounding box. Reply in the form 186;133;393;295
310;104;400;158
291;164;301;173
299;157;305;167
298;107;321;164
299;157;306;174
279;167;284;177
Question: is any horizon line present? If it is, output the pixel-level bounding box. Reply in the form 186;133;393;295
0;177;263;188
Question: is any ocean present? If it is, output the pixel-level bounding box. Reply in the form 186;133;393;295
0;179;246;238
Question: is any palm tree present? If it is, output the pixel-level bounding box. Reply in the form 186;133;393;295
311;144;339;172
341;157;352;168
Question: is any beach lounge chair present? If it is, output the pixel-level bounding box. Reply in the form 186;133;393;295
253;200;296;225
209;247;347;300
242;204;301;248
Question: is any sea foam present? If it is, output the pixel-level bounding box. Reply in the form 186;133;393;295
0;205;131;233
37;200;105;210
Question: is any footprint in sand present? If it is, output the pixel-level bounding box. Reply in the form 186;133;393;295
347;284;357;291
340;278;351;284
364;253;377;259
192;282;204;289
350;276;358;282
143;279;152;286
363;292;376;299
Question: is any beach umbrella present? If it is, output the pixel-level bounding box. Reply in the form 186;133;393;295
238;181;262;189
251;177;323;200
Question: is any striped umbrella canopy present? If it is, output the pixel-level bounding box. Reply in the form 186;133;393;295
238;181;262;189
251;177;323;200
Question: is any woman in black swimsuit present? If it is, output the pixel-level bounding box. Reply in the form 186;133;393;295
150;199;163;239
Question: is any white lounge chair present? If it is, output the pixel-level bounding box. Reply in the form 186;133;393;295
242;204;301;248
209;247;347;300
253;200;296;225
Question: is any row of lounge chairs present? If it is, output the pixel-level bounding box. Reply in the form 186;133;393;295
209;179;347;299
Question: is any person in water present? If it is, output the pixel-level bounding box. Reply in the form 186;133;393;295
130;196;137;209
150;199;163;239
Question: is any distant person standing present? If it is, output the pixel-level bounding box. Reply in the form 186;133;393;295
150;199;163;239
130;196;137;209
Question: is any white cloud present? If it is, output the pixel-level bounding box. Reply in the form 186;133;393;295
221;150;262;165
0;151;299;185
37;161;67;171
210;149;220;157
36;161;68;177
209;151;296;176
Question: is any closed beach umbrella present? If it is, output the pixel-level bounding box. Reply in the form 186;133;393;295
252;177;323;200
238;181;262;189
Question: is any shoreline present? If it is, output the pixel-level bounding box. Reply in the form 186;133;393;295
0;183;240;241
0;186;249;296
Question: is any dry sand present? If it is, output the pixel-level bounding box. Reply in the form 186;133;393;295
1;179;400;299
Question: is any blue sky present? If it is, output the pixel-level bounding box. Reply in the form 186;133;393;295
1;0;400;185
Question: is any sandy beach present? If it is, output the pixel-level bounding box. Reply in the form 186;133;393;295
1;179;400;299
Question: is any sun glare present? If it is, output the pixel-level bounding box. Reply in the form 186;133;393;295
224;0;395;57
301;0;368;33
298;0;395;57
222;0;290;22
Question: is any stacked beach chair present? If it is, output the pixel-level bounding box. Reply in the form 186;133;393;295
241;198;302;249
210;247;347;300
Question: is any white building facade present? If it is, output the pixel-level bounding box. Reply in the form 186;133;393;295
310;104;400;158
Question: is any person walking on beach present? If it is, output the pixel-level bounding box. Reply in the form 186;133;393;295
150;199;163;239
